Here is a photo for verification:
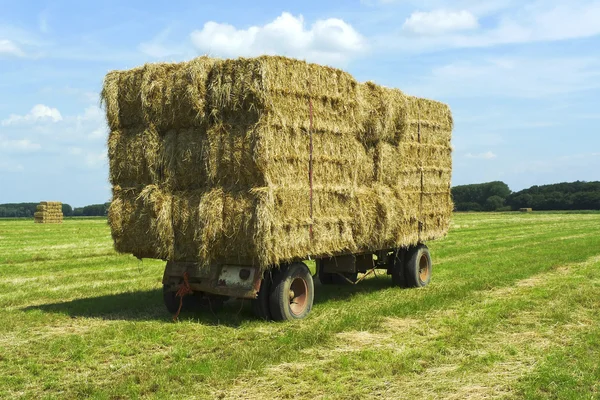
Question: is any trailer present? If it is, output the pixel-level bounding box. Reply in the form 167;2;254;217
102;55;452;321
162;245;432;320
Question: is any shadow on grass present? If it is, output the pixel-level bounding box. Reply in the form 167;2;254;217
22;274;393;326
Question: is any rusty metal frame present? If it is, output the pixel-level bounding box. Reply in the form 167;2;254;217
163;261;262;299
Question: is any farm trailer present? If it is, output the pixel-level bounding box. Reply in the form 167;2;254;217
102;55;453;321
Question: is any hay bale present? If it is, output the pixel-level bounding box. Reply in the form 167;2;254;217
519;208;533;212
357;82;407;145
107;126;163;187
103;55;453;268
108;186;173;259
101;57;218;131
34;201;63;224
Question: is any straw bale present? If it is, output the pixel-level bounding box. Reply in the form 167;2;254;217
35;201;63;223
108;125;163;187
207;56;361;132
101;57;218;131
108;185;173;259
103;55;453;269
357;82;407;145
39;201;62;207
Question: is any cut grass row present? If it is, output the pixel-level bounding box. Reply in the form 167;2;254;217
0;212;599;399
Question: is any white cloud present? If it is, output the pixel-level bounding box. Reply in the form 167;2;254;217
0;138;41;152
68;147;83;155
403;10;479;35
40;87;99;104
190;12;366;65
404;56;600;99
39;12;49;34
0;39;25;57
77;105;103;122
0;161;24;172
2;104;63;126
85;151;108;168
384;1;600;52
88;127;106;140
466;151;497;159
139;28;189;58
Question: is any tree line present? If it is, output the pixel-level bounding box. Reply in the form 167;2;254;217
452;181;600;211
0;203;110;218
2;180;599;217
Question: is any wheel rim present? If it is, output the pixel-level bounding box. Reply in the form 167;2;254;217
289;277;308;316
418;253;431;283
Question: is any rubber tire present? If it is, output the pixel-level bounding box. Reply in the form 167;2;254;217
404;244;432;288
269;263;315;321
252;270;273;321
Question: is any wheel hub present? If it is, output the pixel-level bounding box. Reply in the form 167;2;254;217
419;254;430;282
289;277;308;316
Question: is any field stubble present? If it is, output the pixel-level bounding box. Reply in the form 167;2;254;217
0;212;599;399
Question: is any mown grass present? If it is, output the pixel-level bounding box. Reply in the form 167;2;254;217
0;212;599;399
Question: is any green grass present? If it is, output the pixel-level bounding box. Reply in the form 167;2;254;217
1;212;599;399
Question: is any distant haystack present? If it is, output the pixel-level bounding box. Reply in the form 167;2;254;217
34;201;63;224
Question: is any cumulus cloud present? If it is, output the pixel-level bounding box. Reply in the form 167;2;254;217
190;12;366;65
0;137;41;152
466;151;497;160
77;105;103;122
0;39;24;57
404;56;600;99
88;127;107;140
0;161;24;172
68;147;83;155
403;10;479;35
139;28;189;58
383;1;600;52
84;151;108;168
2;104;63;126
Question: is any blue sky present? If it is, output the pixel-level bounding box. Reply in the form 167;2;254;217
1;0;599;206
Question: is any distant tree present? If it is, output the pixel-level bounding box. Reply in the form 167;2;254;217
0;203;38;217
455;202;482;212
452;181;511;211
485;195;505;211
486;181;511;199
508;181;600;210
81;203;110;216
62;204;73;216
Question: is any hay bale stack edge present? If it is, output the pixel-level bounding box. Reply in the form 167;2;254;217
34;201;63;224
102;55;453;269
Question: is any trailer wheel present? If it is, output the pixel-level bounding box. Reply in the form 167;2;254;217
252;270;273;321
404;244;432;288
269;263;314;321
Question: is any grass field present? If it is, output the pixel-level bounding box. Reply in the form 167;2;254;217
1;212;599;399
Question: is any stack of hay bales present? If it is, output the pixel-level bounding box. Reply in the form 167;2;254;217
34;201;63;224
102;56;453;270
